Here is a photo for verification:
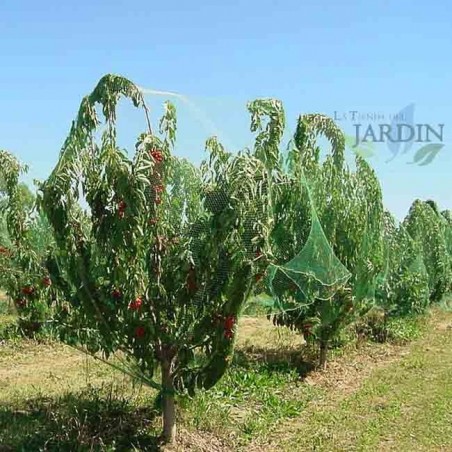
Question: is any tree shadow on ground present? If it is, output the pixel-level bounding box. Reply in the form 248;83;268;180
0;386;162;451
233;344;316;378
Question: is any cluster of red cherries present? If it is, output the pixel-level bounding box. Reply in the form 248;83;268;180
150;148;164;206
154;183;164;205
128;297;143;311
15;276;52;309
150;148;164;163
118;200;127;219
111;290;146;338
116;148;165;220
223;315;236;340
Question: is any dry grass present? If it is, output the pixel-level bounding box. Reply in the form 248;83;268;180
0;341;130;403
236;316;302;349
0;316;297;405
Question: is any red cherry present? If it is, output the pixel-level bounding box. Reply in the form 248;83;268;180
135;326;146;338
129;297;142;311
112;289;122;299
118;210;125;219
21;286;34;296
224;315;236;331
42;276;52;287
149;218;158;226
155;184;165;194
155;197;162;205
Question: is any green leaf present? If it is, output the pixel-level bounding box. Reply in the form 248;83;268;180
409;144;444;165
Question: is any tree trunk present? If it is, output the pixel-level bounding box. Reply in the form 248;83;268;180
319;340;328;370
382;310;388;342
161;359;176;444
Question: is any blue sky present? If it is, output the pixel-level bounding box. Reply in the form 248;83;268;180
0;0;450;219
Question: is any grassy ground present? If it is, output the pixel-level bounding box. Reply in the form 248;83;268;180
0;302;451;451
249;308;452;451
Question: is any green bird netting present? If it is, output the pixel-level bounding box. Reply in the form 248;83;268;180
265;170;352;312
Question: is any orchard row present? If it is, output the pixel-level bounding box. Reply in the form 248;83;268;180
0;75;450;444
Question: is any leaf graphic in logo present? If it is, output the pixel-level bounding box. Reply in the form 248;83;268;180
345;134;355;148
345;134;375;159
408;143;444;166
386;103;415;161
399;103;416;154
354;142;376;159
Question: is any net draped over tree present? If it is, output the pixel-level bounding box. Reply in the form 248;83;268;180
263;111;385;367
38;75;280;443
404;200;451;303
